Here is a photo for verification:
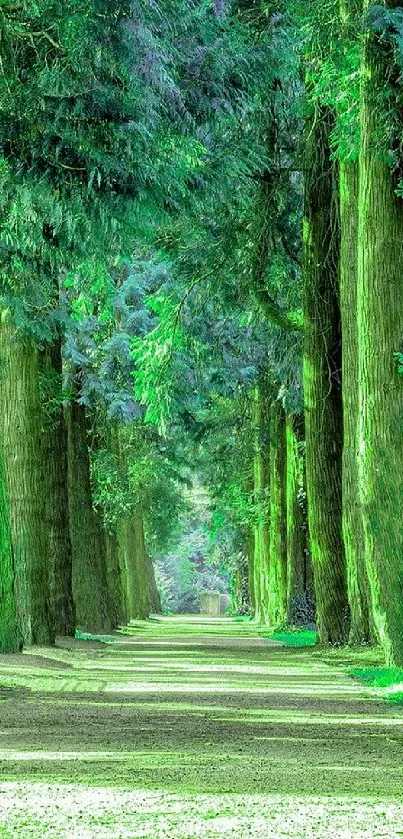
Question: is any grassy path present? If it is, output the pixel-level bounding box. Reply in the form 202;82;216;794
0;616;402;837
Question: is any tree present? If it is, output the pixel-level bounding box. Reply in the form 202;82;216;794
67;385;112;633
302;102;349;644
356;0;403;665
40;342;75;637
285;414;310;624
337;0;372;644
0;315;54;645
0;447;22;652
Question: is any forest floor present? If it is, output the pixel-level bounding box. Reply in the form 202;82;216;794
0;616;402;838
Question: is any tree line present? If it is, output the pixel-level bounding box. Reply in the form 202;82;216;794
0;1;402;666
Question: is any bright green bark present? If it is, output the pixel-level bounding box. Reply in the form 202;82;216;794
268;400;287;627
0;315;54;646
340;162;372;645
286;414;308;624
40;342;75;637
118;505;150;621
147;551;162;614
303;106;349;645
356;4;403;665
114;428;150;622
338;0;373;647
105;528;126;627
252;384;270;624
246;531;256;617
67;393;112;633
0;447;22;652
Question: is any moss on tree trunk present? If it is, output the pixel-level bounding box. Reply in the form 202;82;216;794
0;447;22;652
246;530;256;617
268;400;287;626
105;528;126;627
40;342;75;637
356;4;403;665
303;106;349;644
0;315;54;646
252;383;271;624
118;505;150;621
147;551;162;614
286;414;308;625
67;392;112;633
339;162;372;645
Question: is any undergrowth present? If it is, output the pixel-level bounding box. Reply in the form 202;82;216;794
350;667;403;704
270;628;317;647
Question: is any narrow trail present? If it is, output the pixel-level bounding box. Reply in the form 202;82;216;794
0;617;402;838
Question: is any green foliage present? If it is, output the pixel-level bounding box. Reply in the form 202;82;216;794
366;6;403;61
91;425;186;555
38;367;70;432
155;480;230;614
270;629;317;647
132;294;188;432
350;667;403;704
394;350;403;375
361;4;403;175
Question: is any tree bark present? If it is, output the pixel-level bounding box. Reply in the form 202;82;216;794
105;528;126;627
268;399;287;626
252;383;271;624
339;161;372;644
67;393;112;633
118;505;150;621
356;2;403;665
246;530;256;617
147;551;162;614
0;447;22;651
286;413;308;624
0;314;54;646
40;342;75;637
303;105;350;644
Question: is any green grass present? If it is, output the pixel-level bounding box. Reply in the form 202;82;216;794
75;631;118;645
232;615;252;623
269;628;317;647
350;667;403;704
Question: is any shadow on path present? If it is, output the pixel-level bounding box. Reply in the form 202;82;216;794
0;616;402;837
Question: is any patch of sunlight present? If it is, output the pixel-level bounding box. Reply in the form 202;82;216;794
1;782;403;839
350;667;403;705
0;749;135;762
383;683;403;694
82;662;285;675
215;713;403;726
103;681;369;696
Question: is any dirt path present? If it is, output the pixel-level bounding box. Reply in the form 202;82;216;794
0;616;402;838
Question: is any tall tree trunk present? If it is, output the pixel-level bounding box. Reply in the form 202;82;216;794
67;393;112;633
337;0;372;646
268;399;287;626
0;315;54;646
118;505;150;621
246;530;256;617
339;161;372;644
303;106;349;644
231;549;250;615
0;447;22;652
40;342;75;637
356;3;403;665
147;551;162;614
105;528;126;627
286;413;307;624
252;383;270;624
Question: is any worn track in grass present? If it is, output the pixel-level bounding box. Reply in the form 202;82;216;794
0;616;402;837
